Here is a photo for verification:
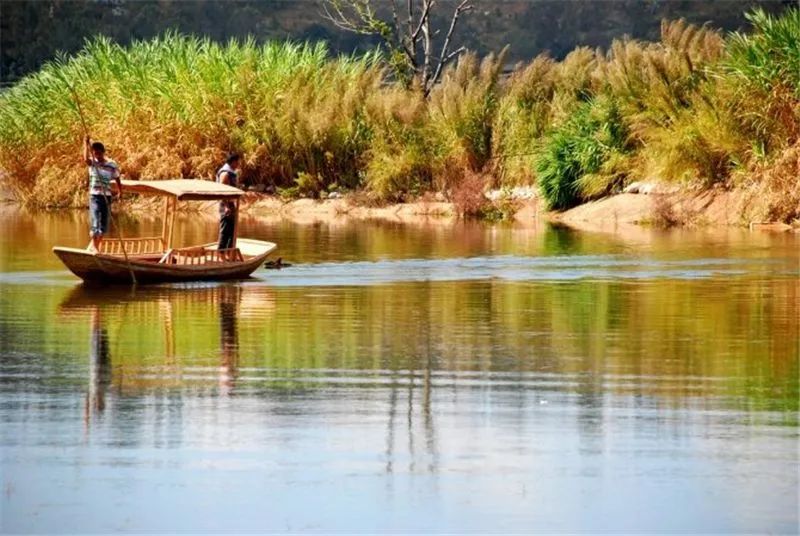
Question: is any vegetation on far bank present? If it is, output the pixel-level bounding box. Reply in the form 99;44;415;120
0;8;797;222
4;0;786;84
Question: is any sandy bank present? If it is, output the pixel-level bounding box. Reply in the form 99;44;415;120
552;187;798;233
550;190;743;230
236;187;796;232
240;194;549;227
243;196;459;225
83;183;799;236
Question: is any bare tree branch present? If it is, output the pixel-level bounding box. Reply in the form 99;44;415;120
389;0;401;44
441;45;466;65
407;0;414;39
321;1;361;33
405;0;419;67
322;0;386;36
421;7;432;89
320;0;473;97
411;0;434;42
428;0;473;93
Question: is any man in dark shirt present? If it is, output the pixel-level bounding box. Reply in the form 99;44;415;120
216;153;241;253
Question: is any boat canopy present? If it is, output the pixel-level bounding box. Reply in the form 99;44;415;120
115;179;244;201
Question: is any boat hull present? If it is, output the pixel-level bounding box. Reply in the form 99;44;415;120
53;239;277;284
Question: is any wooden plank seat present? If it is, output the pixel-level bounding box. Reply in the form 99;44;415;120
158;246;244;265
98;237;164;255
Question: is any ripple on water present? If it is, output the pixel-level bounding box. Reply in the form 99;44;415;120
259;254;792;286
1;254;792;287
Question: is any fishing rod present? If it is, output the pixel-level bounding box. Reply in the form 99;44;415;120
65;82;137;285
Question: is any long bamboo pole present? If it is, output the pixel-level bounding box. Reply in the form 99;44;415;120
65;82;137;284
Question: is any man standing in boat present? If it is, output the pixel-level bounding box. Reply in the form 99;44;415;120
216;153;241;254
84;136;122;252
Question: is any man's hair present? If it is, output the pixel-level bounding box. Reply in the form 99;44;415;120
91;141;105;152
226;152;241;165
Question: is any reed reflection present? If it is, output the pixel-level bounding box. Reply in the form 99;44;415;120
384;315;439;476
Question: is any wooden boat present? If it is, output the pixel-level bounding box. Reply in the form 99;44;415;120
53;179;277;284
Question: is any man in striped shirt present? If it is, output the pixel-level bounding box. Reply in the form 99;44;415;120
84;137;123;252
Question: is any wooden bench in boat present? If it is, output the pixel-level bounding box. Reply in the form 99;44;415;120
158;246;244;265
97;238;244;265
97;237;165;255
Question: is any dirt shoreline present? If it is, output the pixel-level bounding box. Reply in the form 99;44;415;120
237;189;797;233
7;187;797;234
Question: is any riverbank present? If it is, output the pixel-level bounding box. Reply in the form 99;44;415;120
89;183;791;235
237;185;798;232
7;179;795;234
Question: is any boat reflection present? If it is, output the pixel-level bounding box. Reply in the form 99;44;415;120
218;285;240;396
84;307;111;425
59;283;274;406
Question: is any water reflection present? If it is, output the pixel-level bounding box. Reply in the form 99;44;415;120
35;273;800;417
85;308;111;424
4;204;800;275
58;283;267;402
384;357;439;476
1;210;798;533
219;285;240;395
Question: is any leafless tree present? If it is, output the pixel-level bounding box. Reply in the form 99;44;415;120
322;0;473;96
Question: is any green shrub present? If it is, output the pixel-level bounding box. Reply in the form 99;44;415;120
725;8;800;95
536;97;629;210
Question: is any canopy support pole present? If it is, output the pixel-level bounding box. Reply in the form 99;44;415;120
166;197;177;250
160;197;169;251
232;198;240;249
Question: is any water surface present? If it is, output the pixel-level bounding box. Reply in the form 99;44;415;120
1;208;798;533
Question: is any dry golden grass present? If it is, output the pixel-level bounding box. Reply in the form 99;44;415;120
740;142;800;223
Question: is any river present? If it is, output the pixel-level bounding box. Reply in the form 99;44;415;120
0;207;798;533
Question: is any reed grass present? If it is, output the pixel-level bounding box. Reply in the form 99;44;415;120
0;34;383;206
0;8;797;220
